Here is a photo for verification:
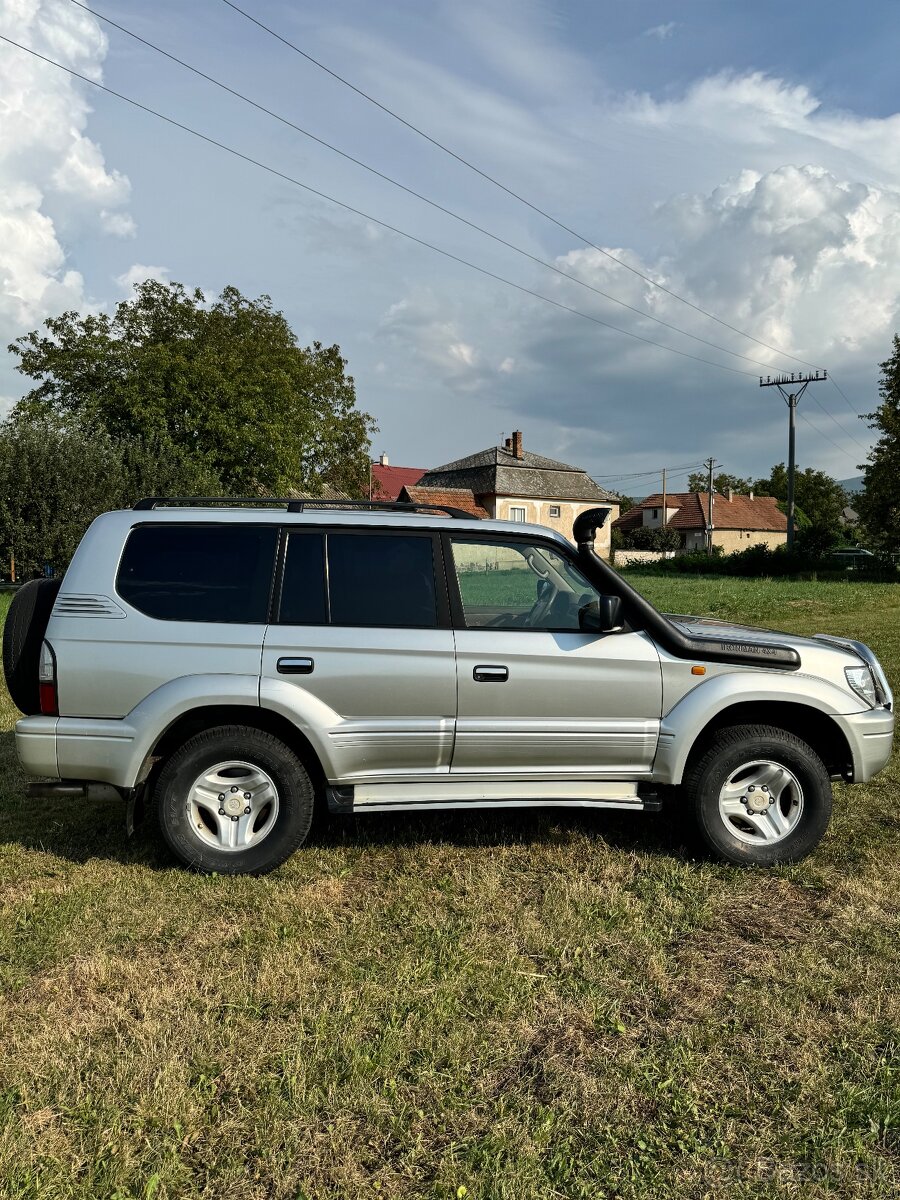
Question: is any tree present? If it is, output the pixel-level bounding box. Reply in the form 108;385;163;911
8;280;376;497
0;420;220;577
753;463;848;533
620;525;681;551
857;334;900;547
687;471;753;494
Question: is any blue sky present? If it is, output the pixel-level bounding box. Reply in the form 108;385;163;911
3;0;900;492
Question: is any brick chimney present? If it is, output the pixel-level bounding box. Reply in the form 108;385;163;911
379;453;389;467
511;430;524;459
750;490;754;501
726;487;733;502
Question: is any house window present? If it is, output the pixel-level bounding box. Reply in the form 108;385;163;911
652;509;659;519
509;506;527;522
548;505;561;518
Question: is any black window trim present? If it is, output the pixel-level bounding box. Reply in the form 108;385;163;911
115;520;280;625
441;529;613;635
273;525;452;630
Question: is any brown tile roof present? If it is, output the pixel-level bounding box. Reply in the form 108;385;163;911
371;464;426;501
613;492;787;533
399;485;487;518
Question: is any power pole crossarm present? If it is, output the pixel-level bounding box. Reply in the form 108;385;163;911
759;370;827;551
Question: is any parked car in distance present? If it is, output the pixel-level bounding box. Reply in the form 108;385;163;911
3;498;894;874
828;547;876;568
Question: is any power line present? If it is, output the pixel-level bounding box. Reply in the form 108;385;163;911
798;411;863;465
592;461;701;482
806;391;870;454
217;0;825;372
66;1;787;376
0;34;762;380
830;375;862;416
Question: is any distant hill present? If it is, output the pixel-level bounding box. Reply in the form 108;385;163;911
839;476;864;495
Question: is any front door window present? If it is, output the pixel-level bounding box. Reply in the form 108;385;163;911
450;538;602;632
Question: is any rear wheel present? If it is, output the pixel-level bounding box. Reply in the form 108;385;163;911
684;724;832;866
154;725;315;874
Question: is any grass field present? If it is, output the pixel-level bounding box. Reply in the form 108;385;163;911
1;579;899;1199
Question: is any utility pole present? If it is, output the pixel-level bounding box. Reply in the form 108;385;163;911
661;467;667;528
703;457;716;554
759;370;827;550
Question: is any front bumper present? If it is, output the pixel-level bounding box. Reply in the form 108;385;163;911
834;707;895;782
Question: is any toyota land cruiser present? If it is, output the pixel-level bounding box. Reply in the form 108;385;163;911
3;498;893;874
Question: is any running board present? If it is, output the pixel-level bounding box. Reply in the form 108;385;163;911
327;781;659;814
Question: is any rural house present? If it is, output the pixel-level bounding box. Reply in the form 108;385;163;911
614;490;788;553
403;431;619;554
369;453;425;501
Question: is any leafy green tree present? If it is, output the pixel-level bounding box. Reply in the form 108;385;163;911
687;471;753;494
857;334;900;547
8;280;376;497
753;463;848;532
620;525;681;551
0;420;220;577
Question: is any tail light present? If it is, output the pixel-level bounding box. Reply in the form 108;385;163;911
39;641;58;716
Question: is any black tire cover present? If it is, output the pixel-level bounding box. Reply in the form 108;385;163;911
2;578;63;715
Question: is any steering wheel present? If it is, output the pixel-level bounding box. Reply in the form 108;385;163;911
524;569;556;629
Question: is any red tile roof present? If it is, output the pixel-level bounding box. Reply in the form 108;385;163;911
371;464;426;501
400;485;487;518
613;492;787;533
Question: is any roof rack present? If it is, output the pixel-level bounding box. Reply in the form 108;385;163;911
132;497;477;519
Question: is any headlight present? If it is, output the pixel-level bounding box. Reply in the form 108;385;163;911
846;665;877;707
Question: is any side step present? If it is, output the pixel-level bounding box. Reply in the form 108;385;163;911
328;781;661;814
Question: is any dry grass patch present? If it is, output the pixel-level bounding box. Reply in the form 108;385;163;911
2;578;900;1198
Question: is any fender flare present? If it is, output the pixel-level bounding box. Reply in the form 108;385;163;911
653;671;861;784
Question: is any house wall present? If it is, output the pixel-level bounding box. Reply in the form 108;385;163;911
682;529;788;553
714;529;787;553
640;505;680;529
490;497;619;555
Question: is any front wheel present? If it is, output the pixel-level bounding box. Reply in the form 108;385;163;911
154;725;315;874
684;724;832;866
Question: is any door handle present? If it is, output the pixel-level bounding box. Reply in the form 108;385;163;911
473;664;508;683
277;656;314;675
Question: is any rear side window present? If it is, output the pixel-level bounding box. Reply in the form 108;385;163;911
328;533;437;627
279;532;327;624
117;525;277;623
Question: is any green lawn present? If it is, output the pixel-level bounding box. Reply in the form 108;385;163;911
1;578;898;1199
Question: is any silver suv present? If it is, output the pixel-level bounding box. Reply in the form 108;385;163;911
4;498;893;874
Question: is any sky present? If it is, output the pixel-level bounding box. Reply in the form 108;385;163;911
3;0;900;495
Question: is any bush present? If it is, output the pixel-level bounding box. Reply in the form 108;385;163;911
617;539;898;581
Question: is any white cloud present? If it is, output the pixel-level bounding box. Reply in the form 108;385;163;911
378;155;895;477
0;0;132;407
115;263;171;294
644;22;677;41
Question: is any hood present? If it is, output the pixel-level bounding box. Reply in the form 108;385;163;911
665;614;834;655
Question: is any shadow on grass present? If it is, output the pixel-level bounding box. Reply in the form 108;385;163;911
0;726;697;868
316;802;697;860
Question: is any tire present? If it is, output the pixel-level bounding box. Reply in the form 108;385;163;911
684;724;832;866
2;578;63;714
154;725;315;875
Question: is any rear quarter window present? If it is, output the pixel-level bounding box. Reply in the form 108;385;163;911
117;525;277;622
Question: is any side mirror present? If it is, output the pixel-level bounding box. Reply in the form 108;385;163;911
579;595;625;634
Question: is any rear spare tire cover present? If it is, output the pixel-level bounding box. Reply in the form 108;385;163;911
2;578;63;715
